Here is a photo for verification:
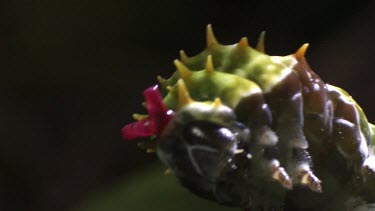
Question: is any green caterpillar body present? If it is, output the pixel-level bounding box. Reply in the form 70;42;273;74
123;25;375;210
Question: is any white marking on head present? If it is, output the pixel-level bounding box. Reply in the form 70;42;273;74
291;93;302;101
185;144;219;176
191;126;205;138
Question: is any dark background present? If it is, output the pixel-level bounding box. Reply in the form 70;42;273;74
0;0;374;210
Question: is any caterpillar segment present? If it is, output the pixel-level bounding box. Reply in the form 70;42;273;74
122;25;375;210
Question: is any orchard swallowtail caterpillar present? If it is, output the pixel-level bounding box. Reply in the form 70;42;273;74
121;25;375;211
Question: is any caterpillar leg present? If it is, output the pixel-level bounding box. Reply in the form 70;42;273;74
288;148;322;192
236;93;293;189
264;71;322;191
295;167;322;192
270;160;293;189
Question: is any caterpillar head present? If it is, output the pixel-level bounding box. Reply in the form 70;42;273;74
157;80;251;187
122;66;284;207
123;78;261;206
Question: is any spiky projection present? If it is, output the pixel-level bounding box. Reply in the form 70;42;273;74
122;25;375;210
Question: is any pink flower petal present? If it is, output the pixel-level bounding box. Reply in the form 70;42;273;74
122;85;174;141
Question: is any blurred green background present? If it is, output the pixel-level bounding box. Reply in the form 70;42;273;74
0;0;374;210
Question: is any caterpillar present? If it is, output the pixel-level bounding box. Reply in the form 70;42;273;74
121;25;375;211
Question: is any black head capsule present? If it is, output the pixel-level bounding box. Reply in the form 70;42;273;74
156;101;251;204
183;120;245;178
